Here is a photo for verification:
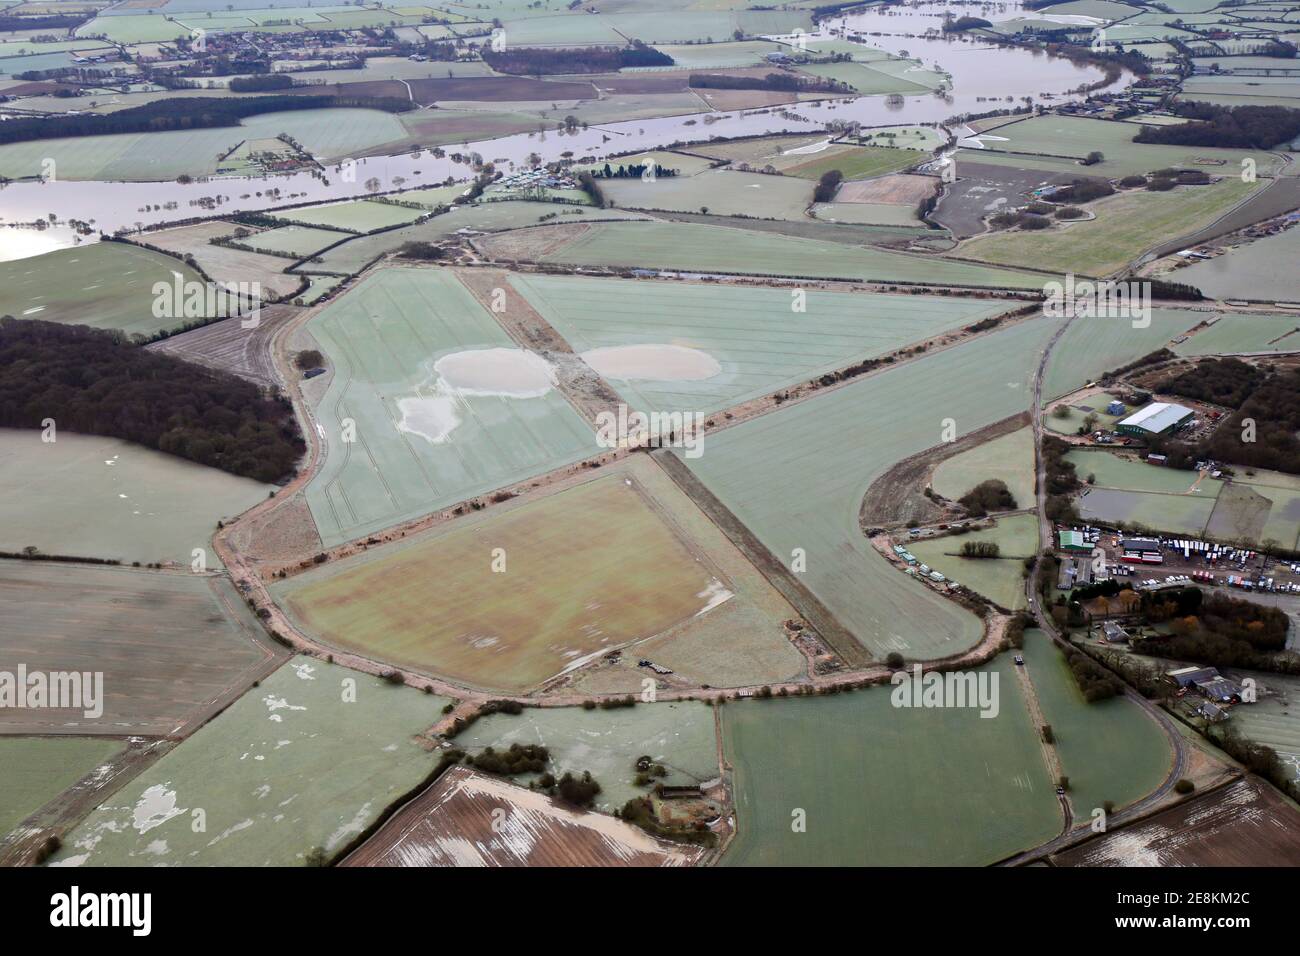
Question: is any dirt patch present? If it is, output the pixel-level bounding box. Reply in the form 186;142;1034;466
474;222;591;263
146;305;296;387
836;173;939;206
230;491;323;564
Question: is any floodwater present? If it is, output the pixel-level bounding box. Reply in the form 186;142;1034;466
396;348;557;444
0;1;1119;233
0;223;94;262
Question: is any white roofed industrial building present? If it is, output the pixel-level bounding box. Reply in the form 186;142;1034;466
1117;402;1194;437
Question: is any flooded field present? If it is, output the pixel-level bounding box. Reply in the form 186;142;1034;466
50;658;449;866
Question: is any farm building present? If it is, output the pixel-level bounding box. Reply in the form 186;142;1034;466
1167;665;1221;689
1106;401;1127;416
1121;537;1163;564
1101;622;1130;644
1058;530;1091;552
1195;676;1243;704
1116;402;1194;438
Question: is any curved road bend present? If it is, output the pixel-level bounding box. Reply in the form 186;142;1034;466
1004;308;1191;865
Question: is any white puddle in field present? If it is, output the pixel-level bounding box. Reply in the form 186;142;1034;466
434;347;556;398
783;137;833;155
132;784;186;835
696;579;735;616
397;348;557;444
581;344;721;382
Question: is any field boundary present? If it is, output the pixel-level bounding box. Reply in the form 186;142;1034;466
651;449;871;667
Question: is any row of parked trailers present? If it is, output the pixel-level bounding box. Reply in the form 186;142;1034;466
1120;536;1261;567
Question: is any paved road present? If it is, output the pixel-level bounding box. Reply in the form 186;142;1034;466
1005;306;1193;865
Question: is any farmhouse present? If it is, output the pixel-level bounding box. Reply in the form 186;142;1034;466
1116;402;1194;438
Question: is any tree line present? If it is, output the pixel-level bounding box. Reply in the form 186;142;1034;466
482;43;673;75
0;319;303;484
1136;102;1300;150
1159;362;1300;476
689;71;847;93
0;94;413;147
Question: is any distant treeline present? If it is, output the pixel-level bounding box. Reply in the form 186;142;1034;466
0;319;303;484
1136;102;1300;150
0;94;412;147
689;72;846;93
0;14;86;31
591;162;679;179
228;74;296;92
482;43;672;75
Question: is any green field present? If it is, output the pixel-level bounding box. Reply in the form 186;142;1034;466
906;515;1039;610
959;178;1261;277
1022;631;1173;815
0;242;213;337
452;699;719;814
1069;449;1222;497
50;658;449;866
1175;314;1300;354
1040;309;1204;401
1078;487;1217;536
1;738;123;840
270;199;426;233
484;219;1048;288
1222;671;1300;783
1070;452;1300;547
965;114;1283;178
681;317;1063;660
0;429;273;567
782;145;926;182
644;39;785;69
234;224;349;259
595;168;814;220
304;268;599;545
0;108;411;181
721;655;1061;865
1045;392;1125;435
510;274;1011;414
811;201;920;226
932;426;1036;508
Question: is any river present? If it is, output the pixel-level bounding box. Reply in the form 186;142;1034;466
0;1;1120;247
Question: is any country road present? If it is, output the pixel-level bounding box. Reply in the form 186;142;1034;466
1003;305;1193;865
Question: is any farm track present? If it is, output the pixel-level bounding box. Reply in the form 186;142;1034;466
859;411;1031;529
0;740;175;867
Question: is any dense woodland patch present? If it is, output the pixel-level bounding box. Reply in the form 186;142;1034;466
482;43;673;75
1157;362;1300;475
0;94;412;147
1135;103;1300;150
0;318;303;484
